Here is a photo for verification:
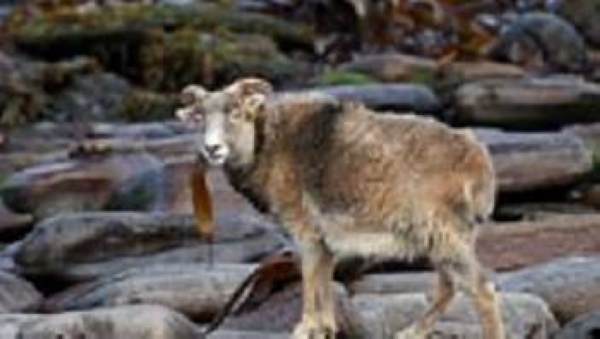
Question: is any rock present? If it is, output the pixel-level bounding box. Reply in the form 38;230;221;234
317;84;442;114
557;0;600;47
476;129;593;193
0;199;32;239
554;310;600;339
498;256;600;323
221;282;368;338
478;214;600;271
0;151;164;217
0;305;200;338
489;12;588;72
338;54;440;84
440;61;524;88
206;331;288;339
353;293;558;339
52;73;132;122
11;4;311;91
44;263;256;322
348;272;434;296
13;212;285;282
0;271;42;313
455;77;600;129
0;52;98;127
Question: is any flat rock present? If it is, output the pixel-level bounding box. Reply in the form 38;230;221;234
13;212;284;283
498;256;600;323
348;272;434;296
317;84;441;114
478;214;600;271
221;282;368;338
0;305;200;338
0;151;164;217
489;12;588;72
476;129;593;193
353;292;558;339
455;77;600;129
206;331;288;339
553;310;600;339
0;271;42;313
338;54;439;84
44;263;256;322
441;61;524;87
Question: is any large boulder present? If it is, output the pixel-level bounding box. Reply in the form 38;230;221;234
353;293;558;339
498;256;600;323
12;212;285;283
557;0;600;48
0;151;165;217
477;214;600;271
44;263;256;322
476;129;593;193
0;305;201;338
317;84;442;114
0;271;42;313
489;12;588;72
454;77;600;129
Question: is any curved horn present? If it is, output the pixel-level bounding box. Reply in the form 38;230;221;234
226;78;273;97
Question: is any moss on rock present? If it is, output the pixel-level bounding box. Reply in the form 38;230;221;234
7;4;312;90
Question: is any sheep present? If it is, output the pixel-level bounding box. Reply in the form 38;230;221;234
176;78;505;339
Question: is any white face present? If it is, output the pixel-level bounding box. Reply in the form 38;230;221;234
176;79;271;167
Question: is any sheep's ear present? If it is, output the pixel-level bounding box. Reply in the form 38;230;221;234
227;78;273;98
180;84;207;106
177;84;207;123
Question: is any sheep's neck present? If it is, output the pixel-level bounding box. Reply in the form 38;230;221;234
223;110;274;214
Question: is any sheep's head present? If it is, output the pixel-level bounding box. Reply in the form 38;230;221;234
176;78;273;167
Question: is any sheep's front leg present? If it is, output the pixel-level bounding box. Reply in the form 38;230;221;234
293;237;336;339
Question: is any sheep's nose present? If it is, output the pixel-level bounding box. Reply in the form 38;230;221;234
205;144;223;156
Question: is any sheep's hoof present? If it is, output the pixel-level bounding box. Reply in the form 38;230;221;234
292;322;336;339
395;324;426;339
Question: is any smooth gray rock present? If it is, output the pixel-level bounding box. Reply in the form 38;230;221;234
13;212;284;282
0;305;201;339
317;84;442;114
44;263;256;322
0;271;42;313
499;256;600;323
455;77;600;129
0;152;164;217
476;129;593;193
354;292;558;339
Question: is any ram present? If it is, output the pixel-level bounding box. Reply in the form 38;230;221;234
176;78;504;339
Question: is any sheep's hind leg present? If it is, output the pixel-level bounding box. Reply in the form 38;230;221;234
444;247;506;339
292;238;336;339
395;269;456;339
